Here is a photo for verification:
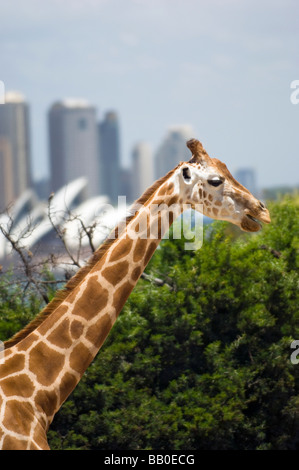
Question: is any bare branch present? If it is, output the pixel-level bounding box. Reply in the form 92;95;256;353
0;217;49;304
78;217;96;253
47;194;82;269
0;197;174;311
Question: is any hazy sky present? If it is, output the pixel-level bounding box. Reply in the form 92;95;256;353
1;0;298;189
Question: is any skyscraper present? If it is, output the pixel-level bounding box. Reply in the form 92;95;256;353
98;111;121;204
155;125;194;179
0;137;14;210
235;168;257;196
48;99;99;197
0;91;32;209
132;142;154;201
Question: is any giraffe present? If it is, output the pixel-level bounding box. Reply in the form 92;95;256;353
0;139;270;450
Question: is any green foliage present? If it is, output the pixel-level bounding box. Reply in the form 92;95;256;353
0;274;40;341
0;269;57;342
1;197;299;449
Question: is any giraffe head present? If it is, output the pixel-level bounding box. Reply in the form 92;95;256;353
177;139;270;232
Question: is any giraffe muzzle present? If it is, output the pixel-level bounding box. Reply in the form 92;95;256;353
241;207;271;232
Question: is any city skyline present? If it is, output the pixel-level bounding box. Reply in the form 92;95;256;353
0;88;293;213
0;0;298;190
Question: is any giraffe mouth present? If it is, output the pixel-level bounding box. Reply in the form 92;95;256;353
243;205;271;232
247;214;262;227
241;213;263;232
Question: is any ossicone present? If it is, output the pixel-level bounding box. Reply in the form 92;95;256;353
186;138;211;165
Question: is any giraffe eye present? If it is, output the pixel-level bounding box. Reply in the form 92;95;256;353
208;178;223;187
182;167;192;181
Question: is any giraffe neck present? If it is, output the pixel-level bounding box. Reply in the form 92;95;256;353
0;170;184;443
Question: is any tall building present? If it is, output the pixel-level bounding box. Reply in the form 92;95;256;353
235;168;257;196
0;137;14;210
132;142;154;201
155;125;194;179
48;99;99;197
0;91;32;210
98;111;121;204
119;167;133;203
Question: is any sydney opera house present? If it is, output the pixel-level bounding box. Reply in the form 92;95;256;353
0;175;205;270
0;177;128;264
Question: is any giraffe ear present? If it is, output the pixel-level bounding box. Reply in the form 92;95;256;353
186;138;211;165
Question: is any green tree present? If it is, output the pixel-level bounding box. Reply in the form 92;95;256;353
1;197;298;449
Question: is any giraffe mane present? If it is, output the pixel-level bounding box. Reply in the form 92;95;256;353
4;167;178;349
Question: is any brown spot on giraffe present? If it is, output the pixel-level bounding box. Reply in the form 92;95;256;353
70;319;84;339
158;185;167;196
109;238;133;263
3;400;35;435
168;211;175;226
167;195;179;206
17;333;39;352
32;427;49;450
69;342;93;375
113;281;133;313
0;354;25;378
35;389;58;420
86;313;112;349
2;435;28;450
0;374;34;397
133;238;147;262
131;266;142;282
167;182;174;193
58;372;78;407
47;318;72;349
72;277;109;320
102;260;129;285
221;208;230;217
29;343;65;386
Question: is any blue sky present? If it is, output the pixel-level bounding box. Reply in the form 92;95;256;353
1;0;298;189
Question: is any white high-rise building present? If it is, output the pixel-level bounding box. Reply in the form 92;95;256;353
132;142;154;201
98;111;121;204
48;99;100;197
0;91;32;209
155;125;194;179
235;168;257;196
